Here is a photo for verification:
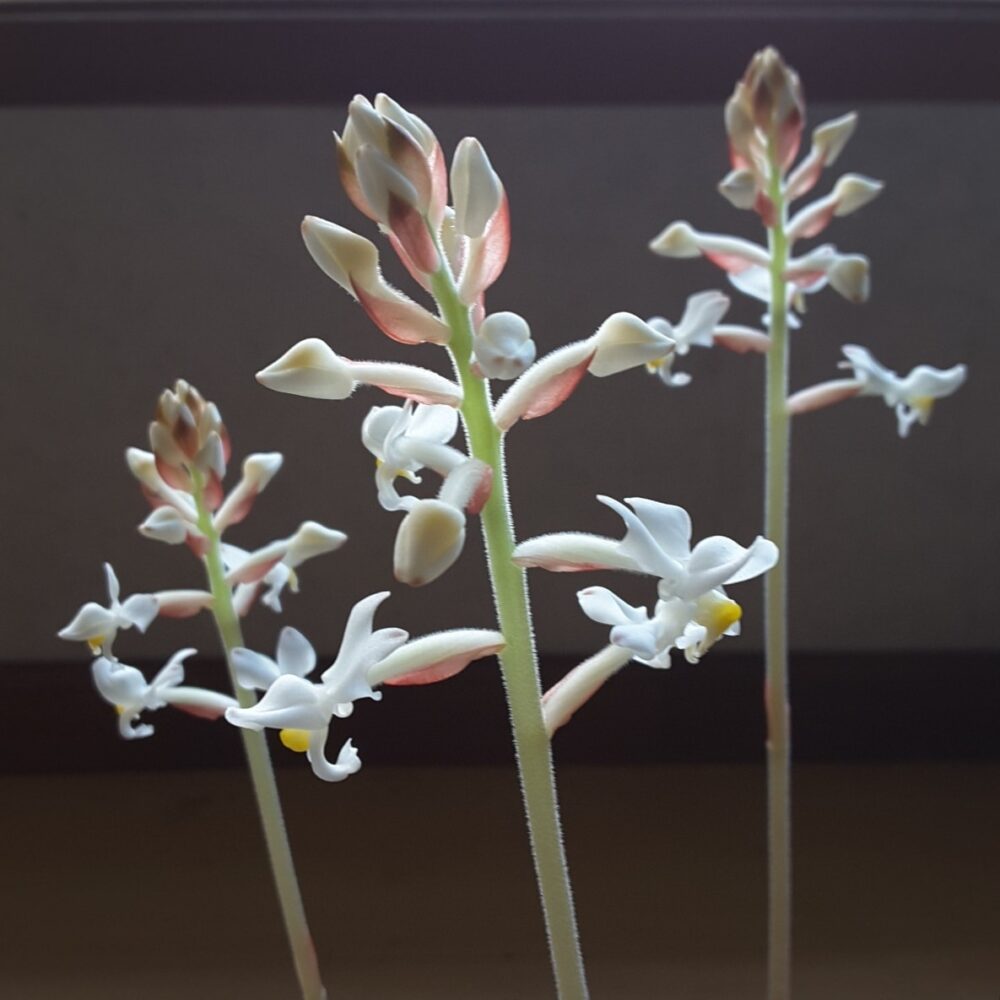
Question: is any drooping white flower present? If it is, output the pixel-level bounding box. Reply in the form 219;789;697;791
91;649;236;739
786;344;967;436
514;495;777;671
361;402;464;511
223;521;347;616
225;592;504;781
226;592;405;781
58;564;160;655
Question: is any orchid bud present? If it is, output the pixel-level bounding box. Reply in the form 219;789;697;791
393;499;466;587
472;311;536;380
149;380;229;488
827;254;871;304
718;167;759;209
741;47;805;170
451;137;503;239
256;339;356;400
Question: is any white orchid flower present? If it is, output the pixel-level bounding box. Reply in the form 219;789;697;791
91;649;236;739
644;290;771;387
786;344;967;436
361;402;465;511
223;522;347;616
58;564;160;655
515;497;776;733
226;592;504;781
226;592;405;780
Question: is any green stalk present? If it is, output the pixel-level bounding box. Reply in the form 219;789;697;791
430;268;590;1000
763;148;792;1000
192;471;328;1000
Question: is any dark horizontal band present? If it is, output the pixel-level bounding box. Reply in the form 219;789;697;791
4;1;1000;105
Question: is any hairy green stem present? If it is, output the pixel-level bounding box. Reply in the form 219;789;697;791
431;269;589;999
764;150;792;1000
193;473;328;1000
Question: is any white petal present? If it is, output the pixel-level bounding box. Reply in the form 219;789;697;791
92;657;147;708
623;497;692;561
321;591;405;700
577;586;648;627
672;291;730;349
276;626;317;678
598;495;683;582
225;675;327;731
58;603;115;643
120;594;159;633
232;648;282;691
681;535;778;599
308;735;362;783
899;363;967;401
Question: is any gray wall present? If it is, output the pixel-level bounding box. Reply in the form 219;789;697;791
4;102;994;663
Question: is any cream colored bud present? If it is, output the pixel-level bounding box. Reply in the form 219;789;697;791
300;216;379;297
649;221;700;258
832;174;884;217
828;255;871;304
393;499;466;587
256;339;356;400
718;167;759;209
812;112;858;166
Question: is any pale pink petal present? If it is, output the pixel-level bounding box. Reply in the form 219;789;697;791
154;590;214;618
353;280;451;345
458;192;511;304
492;340;595;432
512;532;636;573
712;325;772;354
541;645;633;736
786;378;864;415
369;629;505;687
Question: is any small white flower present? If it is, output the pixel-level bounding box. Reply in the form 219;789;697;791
91;648;236;739
226;592;407;781
58;564;159;656
840;344;967;436
514;495;777;669
361;402;464;511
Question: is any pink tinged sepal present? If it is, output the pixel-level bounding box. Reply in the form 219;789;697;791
437;457;494;515
511;532;636;573
541;644;634;737
301;216;450;345
369;629;505;687
587;312;675;377
457;190;511;305
712;325;772;354
393;498;466;587
492;339;595;432
163;687;238;720
649;222;771;274
786;378;864;416
257;338;462;406
785;112;859;201
155;590;214;618
787;174;884;242
212;452;283;533
125;448;197;520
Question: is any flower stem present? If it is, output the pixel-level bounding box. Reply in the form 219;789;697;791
193;474;328;1000
431;269;590;1000
764;152;792;1000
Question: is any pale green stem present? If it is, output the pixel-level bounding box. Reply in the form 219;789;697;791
430;268;589;1000
192;472;328;1000
764;151;792;1000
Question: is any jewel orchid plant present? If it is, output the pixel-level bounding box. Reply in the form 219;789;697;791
647;48;966;1000
253;92;763;999
59;380;503;1000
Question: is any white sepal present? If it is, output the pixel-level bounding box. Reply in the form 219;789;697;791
368;628;505;686
451;137;503;238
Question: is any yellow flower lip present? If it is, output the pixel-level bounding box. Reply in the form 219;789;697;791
280;728;311;753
